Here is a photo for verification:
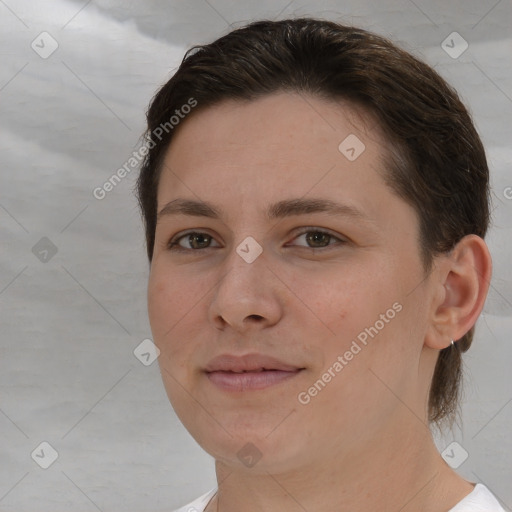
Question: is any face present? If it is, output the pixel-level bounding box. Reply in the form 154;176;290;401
147;92;436;473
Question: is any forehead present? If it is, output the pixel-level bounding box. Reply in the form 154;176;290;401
164;92;382;157
156;92;393;220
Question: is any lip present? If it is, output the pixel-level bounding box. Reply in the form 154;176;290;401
204;353;305;392
204;353;302;373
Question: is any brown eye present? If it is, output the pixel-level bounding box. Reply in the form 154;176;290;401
291;229;346;249
168;232;218;251
305;231;332;247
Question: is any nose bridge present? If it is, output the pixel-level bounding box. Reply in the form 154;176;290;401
220;233;267;291
208;232;279;328
221;203;267;267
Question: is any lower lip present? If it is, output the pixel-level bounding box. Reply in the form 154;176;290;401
206;369;303;392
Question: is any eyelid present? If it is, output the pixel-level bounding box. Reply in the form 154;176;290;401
167;226;348;252
167;229;220;251
289;226;347;246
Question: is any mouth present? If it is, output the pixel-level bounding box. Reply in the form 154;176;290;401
205;368;304;391
204;353;305;392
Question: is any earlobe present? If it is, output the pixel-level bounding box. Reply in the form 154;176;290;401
424;234;492;350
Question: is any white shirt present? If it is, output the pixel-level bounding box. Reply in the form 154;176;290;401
172;483;505;512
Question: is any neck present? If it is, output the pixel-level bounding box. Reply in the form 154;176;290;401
206;418;474;512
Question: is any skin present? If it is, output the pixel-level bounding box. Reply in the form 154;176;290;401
147;92;492;512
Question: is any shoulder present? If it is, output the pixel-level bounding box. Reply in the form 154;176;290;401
172;489;217;512
448;483;506;512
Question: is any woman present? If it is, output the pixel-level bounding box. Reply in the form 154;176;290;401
136;18;504;511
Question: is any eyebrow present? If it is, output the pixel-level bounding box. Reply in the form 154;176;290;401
157;197;371;223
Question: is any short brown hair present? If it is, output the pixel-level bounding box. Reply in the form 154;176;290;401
135;18;490;430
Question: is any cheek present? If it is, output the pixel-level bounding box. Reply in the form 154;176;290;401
148;260;193;320
148;274;193;399
147;267;192;355
147;263;214;381
301;263;391;338
147;274;171;337
308;263;408;388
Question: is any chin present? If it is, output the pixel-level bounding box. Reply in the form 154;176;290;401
186;420;305;474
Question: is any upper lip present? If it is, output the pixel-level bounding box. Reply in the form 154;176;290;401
204;353;303;373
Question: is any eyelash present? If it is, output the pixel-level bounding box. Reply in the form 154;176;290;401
166;228;347;253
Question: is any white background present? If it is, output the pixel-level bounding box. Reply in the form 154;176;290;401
0;0;511;510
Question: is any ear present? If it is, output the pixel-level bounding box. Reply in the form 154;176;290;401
424;234;492;350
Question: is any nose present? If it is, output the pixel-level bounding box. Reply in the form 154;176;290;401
207;245;284;333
